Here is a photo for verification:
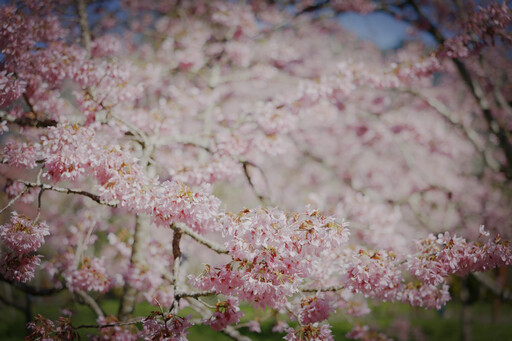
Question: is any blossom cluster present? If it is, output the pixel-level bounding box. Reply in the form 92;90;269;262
192;207;349;309
0;212;49;282
37;123;222;233
284;323;335;341
407;231;512;286
205;297;244;331
66;257;111;293
142;312;192;341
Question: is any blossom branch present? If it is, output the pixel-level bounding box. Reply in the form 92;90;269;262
18;181;117;207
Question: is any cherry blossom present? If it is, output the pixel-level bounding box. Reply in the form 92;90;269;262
0;212;49;255
205;297;244;331
1;0;512;339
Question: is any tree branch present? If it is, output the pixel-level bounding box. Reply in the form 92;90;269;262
0;274;64;296
0;185;27;215
75;0;91;56
74;290;105;318
175;290;217;299
118;214;146;320
0;293;25;312
299;284;345;293
174;223;227;254
407;0;512;178
75;316;144;330
18;181;117;207
403;89;501;172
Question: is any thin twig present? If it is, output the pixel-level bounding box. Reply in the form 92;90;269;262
241;161;270;205
18;181;117;207
74;316;145;330
0;186;27;215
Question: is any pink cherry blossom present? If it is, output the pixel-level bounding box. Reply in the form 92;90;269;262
205;297;244;331
0;252;42;283
0;212;50;255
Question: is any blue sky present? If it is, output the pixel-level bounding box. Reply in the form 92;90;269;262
339;11;437;50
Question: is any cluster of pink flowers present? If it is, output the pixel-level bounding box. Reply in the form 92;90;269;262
407;231;512;286
298;295;334;324
284;323;334;341
3;140;39;169
2;1;512;339
66;257;111;293
192;207;349;308
0;213;49;282
26;312;78;341
0;71;26;107
142;312;192;341
344;249;403;301
205;297;244;331
439;2;512;59
0;252;42;283
0;212;50;254
39;124;222;233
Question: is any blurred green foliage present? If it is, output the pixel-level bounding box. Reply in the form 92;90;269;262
0;292;511;340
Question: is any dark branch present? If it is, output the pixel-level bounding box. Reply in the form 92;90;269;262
0;274;64;296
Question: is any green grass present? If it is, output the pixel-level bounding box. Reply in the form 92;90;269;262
1;294;511;340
